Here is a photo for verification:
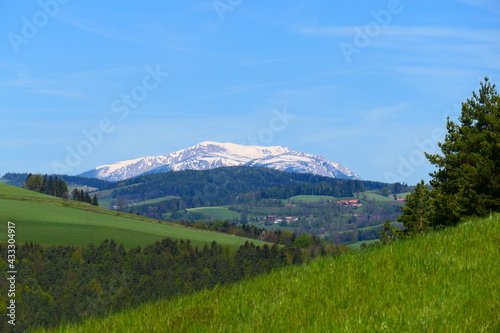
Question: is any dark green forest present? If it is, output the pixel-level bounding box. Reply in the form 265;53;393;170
107;166;403;206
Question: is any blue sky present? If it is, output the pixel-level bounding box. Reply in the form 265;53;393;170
1;0;499;184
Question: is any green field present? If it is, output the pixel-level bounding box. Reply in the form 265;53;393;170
187;206;241;220
132;196;181;206
360;192;397;202
50;214;500;332
288;195;339;203
0;184;267;249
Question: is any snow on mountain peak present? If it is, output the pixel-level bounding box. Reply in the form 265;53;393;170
79;141;360;181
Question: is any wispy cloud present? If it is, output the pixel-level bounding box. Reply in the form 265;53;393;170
459;0;500;13
58;14;199;53
0;76;87;98
294;25;499;43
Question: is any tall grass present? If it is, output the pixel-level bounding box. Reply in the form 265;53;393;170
45;214;500;332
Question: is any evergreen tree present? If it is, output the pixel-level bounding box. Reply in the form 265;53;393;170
378;220;400;244
48;175;55;196
56;178;69;198
84;192;92;204
41;174;49;194
397;180;432;234
92;194;99;206
72;189;80;201
426;78;500;226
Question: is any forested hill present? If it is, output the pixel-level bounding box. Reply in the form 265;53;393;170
2;167;408;210
1;172;111;189
101;166;406;206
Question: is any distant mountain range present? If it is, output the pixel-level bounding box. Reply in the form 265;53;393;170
79;141;360;181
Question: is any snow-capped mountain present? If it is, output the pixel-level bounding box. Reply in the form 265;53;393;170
79;141;360;181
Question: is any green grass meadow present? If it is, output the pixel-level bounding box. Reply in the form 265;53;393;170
0;184;267;249
46;214;500;332
187;206;266;223
132;195;181;206
288;195;339;203
360;192;396;202
187;206;241;220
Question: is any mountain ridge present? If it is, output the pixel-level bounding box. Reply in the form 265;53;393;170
79;141;360;181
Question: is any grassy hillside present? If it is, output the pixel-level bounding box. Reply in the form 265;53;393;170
49;214;500;332
0;184;267;249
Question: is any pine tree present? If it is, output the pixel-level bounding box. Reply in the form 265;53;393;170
378;220;401;244
72;189;80;201
397;180;432;234
48;175;55;196
92;194;99;206
426;78;500;226
56;178;68;198
41;175;49;194
84;192;92;204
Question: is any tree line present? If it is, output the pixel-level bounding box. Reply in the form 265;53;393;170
22;173;68;198
2;173;111;189
0;238;347;332
21;174;99;206
71;188;99;206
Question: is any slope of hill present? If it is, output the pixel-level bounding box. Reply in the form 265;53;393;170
50;214;500;332
0;183;267;249
79;141;360;181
